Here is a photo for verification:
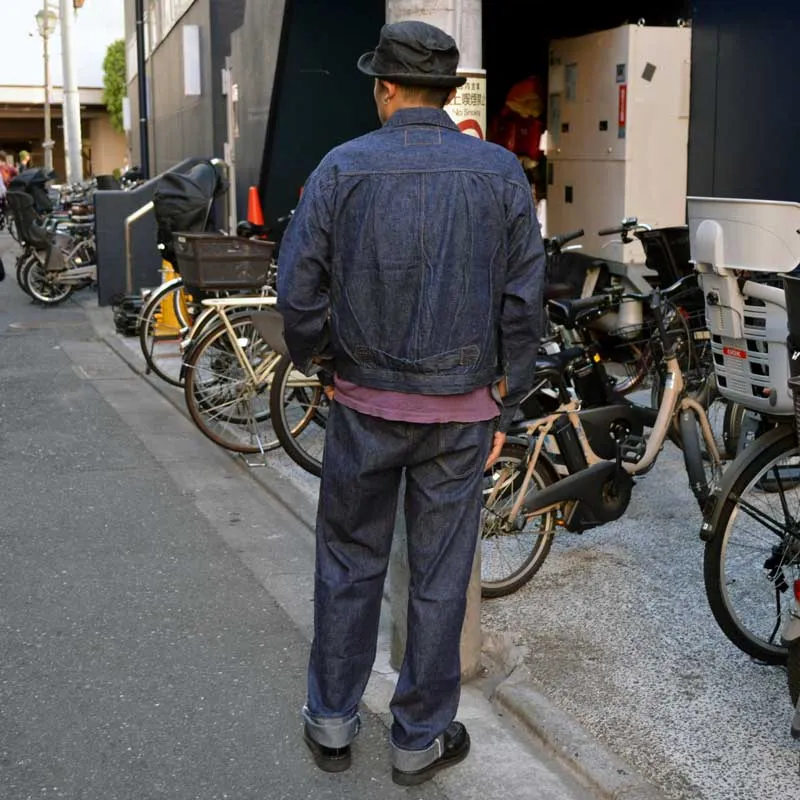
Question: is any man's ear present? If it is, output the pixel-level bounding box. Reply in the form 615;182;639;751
380;80;400;102
445;88;458;107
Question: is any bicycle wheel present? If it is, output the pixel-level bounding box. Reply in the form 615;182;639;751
268;354;328;477
183;314;282;454
16;252;36;296
481;442;557;598
7;214;19;244
23;257;73;305
703;425;800;664
138;278;193;387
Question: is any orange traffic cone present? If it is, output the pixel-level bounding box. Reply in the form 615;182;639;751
247;186;265;226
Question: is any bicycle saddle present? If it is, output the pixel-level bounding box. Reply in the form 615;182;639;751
547;293;613;329
543;282;576;301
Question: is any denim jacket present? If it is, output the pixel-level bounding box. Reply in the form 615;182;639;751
277;107;545;431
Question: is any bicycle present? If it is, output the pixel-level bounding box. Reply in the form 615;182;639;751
480;274;722;598
170;232;316;463
690;197;800;672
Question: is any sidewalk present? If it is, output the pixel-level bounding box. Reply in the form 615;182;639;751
0;244;664;798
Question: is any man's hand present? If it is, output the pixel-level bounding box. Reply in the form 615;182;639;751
485;431;506;470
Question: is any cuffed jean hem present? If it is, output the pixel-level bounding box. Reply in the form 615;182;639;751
391;734;445;772
302;705;361;749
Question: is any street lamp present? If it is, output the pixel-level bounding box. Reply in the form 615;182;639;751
35;1;58;173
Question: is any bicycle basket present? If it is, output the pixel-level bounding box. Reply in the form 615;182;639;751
172;233;275;290
635;226;692;288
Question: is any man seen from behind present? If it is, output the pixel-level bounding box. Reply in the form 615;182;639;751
277;20;545;786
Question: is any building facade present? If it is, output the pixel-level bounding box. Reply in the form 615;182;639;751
124;0;799;229
123;0;245;178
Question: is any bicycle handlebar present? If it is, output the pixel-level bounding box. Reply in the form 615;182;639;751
619;273;695;304
548;228;584;250
598;217;649;238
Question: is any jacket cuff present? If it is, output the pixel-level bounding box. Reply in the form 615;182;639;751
496;404;519;433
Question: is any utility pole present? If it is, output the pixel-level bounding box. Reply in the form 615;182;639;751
384;0;486;681
59;0;83;183
135;0;150;179
385;0;482;69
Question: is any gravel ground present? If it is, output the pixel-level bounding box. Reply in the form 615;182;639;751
481;439;800;799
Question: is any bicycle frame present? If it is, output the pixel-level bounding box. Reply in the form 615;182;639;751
498;351;722;525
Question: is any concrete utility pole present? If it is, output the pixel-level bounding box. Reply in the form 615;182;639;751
385;0;482;70
384;0;486;682
59;0;83;183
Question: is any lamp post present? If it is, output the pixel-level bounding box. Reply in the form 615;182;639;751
35;1;58;174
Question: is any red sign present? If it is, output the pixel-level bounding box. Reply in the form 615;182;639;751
618;84;627;139
458;119;485;139
723;346;747;359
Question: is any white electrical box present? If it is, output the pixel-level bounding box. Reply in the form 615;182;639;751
546;24;692;262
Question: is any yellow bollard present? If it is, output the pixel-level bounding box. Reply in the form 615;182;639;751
153;260;184;338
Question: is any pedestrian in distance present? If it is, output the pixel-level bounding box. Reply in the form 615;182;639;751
18;150;32;172
0;151;18;187
277;19;545;786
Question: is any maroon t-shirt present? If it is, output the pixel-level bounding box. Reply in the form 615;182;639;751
334;375;499;424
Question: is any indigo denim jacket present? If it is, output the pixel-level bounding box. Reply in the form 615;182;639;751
277;107;545;431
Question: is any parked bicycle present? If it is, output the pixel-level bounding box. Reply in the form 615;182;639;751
480;274;722;598
688;197;800;681
5;190;96;305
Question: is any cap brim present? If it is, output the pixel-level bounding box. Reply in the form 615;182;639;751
357;51;467;88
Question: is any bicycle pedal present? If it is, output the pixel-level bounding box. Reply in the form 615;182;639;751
618;435;647;464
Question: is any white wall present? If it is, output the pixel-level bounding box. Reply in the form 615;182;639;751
1;0;125;90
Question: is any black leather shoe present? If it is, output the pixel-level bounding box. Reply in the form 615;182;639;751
392;722;470;786
303;726;351;773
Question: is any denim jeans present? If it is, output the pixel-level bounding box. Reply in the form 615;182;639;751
303;401;492;767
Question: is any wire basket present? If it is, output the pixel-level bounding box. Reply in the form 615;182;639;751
603;304;709;356
172;233;276;290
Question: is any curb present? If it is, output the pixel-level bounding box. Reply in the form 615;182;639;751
492;668;668;800
82;298;668;800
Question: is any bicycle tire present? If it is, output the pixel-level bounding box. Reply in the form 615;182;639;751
703;425;800;664
789;639;800;706
16;253;36;296
481;442;557;598
183;314;281;454
138;278;191;387
268;354;327;477
24;258;73;305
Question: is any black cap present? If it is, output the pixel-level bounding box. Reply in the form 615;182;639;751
357;21;467;89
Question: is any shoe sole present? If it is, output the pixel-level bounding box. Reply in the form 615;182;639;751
303;732;351;773
391;740;470;786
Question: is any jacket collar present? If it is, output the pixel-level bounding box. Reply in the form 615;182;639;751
382;107;459;131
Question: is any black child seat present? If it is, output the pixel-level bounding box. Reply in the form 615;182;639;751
152;160;229;267
8;168;54;215
6;191;51;250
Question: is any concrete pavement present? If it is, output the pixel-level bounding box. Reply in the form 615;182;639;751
0;233;631;799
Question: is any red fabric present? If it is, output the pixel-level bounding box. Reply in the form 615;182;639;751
0;164;18;187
